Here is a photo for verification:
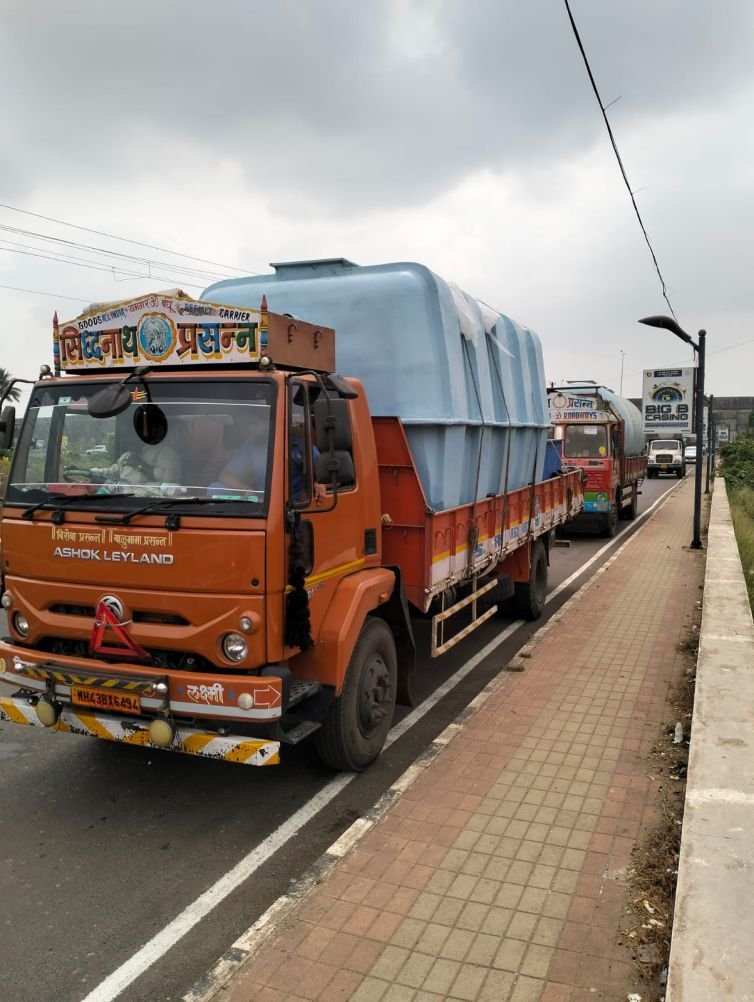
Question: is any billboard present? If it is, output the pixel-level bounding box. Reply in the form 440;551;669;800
642;367;695;433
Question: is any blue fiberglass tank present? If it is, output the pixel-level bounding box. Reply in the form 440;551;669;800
202;259;550;511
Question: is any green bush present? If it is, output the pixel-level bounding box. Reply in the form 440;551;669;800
730;493;754;609
720;436;754;491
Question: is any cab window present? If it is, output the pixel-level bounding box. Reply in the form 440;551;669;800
563;425;608;458
289;383;315;507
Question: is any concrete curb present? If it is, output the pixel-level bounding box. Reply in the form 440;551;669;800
667;481;754;1000
183;480;686;1002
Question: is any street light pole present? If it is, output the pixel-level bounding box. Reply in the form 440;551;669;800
693;331;706;545
705;392;714;495
619;350;626;396
639;315;706;550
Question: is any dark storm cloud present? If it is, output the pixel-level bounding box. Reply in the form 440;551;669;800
2;0;753;210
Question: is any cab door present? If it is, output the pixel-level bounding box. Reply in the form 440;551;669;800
284;380;363;652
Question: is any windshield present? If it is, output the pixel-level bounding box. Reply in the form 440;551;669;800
6;379;275;516
563;424;608;459
651;440;680;450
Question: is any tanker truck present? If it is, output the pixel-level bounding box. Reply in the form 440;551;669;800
0;260;584;771
548;382;646;536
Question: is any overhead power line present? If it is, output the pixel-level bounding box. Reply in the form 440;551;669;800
0;201;259;277
0;282;89;302
0;244;206;290
563;0;678;321
0;223;233;283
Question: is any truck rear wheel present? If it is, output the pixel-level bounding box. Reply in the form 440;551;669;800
315;618;397;771
512;540;547;620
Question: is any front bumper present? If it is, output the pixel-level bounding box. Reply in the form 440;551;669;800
0;692;279;765
0;643;285;765
0;645;284;721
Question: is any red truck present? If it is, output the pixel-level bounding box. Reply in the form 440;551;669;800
548;383;647;536
0;264;585;771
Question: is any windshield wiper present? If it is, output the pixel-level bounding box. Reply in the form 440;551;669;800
21;492;136;523
95;495;250;528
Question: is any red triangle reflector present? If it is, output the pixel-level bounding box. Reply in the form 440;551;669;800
89;599;150;661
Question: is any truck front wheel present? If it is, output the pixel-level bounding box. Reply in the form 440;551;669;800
512;540;548;620
315;618;397;771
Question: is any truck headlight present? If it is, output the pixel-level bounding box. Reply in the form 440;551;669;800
222;632;248;662
1;591;13;610
13;613;29;637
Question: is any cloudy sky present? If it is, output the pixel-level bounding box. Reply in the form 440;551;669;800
2;0;753;408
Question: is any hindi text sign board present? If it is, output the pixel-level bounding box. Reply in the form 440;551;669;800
642;367;695;433
548;392;610;424
57;293;263;373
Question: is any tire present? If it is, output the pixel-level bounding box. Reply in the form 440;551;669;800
647;469;656;479
678;466;686;479
603;505;618;537
315;618;397;771
512;540;547;620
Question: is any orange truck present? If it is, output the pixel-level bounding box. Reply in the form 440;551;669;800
0;262;584;770
548;383;647;536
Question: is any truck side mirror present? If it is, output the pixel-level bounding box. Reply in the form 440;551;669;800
316;450;355;488
312;397;353;452
0;406;16;450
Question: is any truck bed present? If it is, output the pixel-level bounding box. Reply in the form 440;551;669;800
374;417;585;611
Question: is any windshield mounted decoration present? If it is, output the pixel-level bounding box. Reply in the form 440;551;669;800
53;290;335;375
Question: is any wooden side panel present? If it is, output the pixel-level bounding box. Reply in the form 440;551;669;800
374;416;584;612
373;416;428;609
266;313;335;371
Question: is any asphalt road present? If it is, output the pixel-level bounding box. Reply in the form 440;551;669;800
0;474;680;1002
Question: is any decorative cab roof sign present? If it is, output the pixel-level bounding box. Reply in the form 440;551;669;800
548;391;610;423
55;290;264;373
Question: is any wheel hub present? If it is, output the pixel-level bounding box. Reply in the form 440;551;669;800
359;655;392;734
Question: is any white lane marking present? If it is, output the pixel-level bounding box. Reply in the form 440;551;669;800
80;776;355;1002
546;480;680;604
82;481;679;1002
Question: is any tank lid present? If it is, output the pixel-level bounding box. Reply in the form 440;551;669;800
270;258;359;279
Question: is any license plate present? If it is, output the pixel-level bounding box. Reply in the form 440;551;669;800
71;685;141;715
660;465;668;470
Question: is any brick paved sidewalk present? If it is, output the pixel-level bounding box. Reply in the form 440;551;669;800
217;481;703;1002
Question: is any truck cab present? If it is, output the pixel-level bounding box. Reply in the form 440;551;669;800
0;293;410;771
555;419;625;532
647;438;686;478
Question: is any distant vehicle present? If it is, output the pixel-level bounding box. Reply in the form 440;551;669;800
549;383;646;537
684;445;697;462
85;444;107;455
647;439;685;479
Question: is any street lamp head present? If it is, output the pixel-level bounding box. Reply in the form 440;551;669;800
638;315;694;345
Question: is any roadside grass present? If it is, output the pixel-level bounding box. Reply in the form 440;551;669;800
620;625;698;998
729;486;754;609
